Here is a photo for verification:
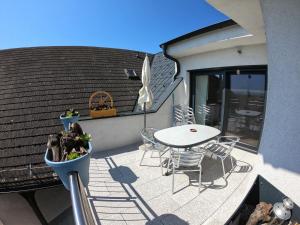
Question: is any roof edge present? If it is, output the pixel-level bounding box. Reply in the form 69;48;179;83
79;77;183;121
0;45;153;56
160;19;237;48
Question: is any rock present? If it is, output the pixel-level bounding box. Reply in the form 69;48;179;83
246;202;272;225
47;135;62;162
70;123;83;135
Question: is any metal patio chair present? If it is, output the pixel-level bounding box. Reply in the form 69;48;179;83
168;147;205;194
174;104;196;126
203;136;240;178
140;128;170;175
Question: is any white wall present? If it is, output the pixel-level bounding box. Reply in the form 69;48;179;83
207;0;266;41
258;0;300;205
35;186;71;222
0;193;41;225
168;24;265;58
79;96;173;152
173;44;267;105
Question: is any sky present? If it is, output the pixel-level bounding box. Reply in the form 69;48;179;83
0;0;227;53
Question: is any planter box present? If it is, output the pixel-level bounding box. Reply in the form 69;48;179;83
44;142;92;190
90;108;117;118
59;114;80;131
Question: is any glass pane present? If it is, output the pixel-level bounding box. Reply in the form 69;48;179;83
194;75;223;128
225;73;265;148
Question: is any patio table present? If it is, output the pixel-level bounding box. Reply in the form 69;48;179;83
235;109;261;117
154;124;221;149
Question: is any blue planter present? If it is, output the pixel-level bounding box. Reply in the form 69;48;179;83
59;114;80;131
45;142;92;190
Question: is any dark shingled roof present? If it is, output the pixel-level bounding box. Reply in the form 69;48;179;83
150;52;175;109
0;46;154;192
133;52;175;111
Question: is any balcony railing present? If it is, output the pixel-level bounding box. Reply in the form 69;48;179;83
69;172;96;225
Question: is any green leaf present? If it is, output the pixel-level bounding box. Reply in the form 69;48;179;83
66;152;81;160
64;109;79;118
79;133;92;142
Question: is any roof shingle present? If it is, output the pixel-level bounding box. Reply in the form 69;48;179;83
0;46;175;192
0;46;151;192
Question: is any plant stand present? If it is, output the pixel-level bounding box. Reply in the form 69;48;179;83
45;142;92;190
60;115;80;131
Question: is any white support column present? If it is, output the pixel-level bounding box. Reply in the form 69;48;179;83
259;0;300;204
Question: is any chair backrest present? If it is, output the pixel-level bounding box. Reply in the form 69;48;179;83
171;149;205;168
173;105;196;126
140;128;158;144
217;136;240;152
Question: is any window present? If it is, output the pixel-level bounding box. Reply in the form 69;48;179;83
124;69;139;80
191;66;267;152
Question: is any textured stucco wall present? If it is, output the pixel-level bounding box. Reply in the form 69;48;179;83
258;0;300;204
35;186;71;222
174;44;267;105
79;96;173;152
0;193;42;225
168;25;250;57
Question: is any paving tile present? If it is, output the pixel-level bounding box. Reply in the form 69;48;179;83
87;146;259;225
147;193;181;215
121;208;149;225
158;214;189;225
171;196;216;225
95;214;127;225
134;173;189;201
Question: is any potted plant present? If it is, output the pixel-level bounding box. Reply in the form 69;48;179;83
60;108;80;131
45;123;92;190
89;91;117;118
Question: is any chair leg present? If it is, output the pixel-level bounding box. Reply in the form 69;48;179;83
230;155;234;171
165;151;172;175
221;159;226;178
140;148;147;166
172;166;175;194
198;166;202;194
159;151;163;175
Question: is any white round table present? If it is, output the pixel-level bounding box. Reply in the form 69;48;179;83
154;124;221;148
235;109;261;117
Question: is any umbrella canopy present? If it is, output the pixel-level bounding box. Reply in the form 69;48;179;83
138;55;153;110
138;55;153;129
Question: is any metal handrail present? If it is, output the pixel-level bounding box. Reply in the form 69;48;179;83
69;172;96;225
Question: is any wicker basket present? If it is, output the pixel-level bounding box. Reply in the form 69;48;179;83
89;91;117;118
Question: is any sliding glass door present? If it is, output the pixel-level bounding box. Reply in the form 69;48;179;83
223;71;266;148
193;74;223;128
191;66;267;151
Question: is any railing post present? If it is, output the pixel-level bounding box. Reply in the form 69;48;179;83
69;172;95;225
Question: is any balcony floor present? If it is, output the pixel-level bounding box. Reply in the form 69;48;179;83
87;144;259;225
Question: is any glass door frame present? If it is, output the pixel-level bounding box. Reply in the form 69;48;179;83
190;70;225;130
190;65;267;153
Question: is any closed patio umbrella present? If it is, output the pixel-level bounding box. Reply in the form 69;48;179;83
138;55;153;129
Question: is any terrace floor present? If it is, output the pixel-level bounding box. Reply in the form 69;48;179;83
87;144;260;225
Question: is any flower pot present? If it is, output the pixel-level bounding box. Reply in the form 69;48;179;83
59;114;80;131
44;142;92;190
90;108;117;118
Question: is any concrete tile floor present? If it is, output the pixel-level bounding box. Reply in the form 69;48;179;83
87;143;258;225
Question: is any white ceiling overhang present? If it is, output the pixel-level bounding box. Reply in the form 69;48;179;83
207;0;265;39
167;0;265;58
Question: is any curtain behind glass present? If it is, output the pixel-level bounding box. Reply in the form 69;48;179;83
195;76;208;124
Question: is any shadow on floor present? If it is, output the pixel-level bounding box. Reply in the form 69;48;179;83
146;214;189;225
87;145;253;224
87;155;158;224
171;156;253;194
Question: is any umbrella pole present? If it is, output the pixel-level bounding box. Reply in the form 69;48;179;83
144;102;146;129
